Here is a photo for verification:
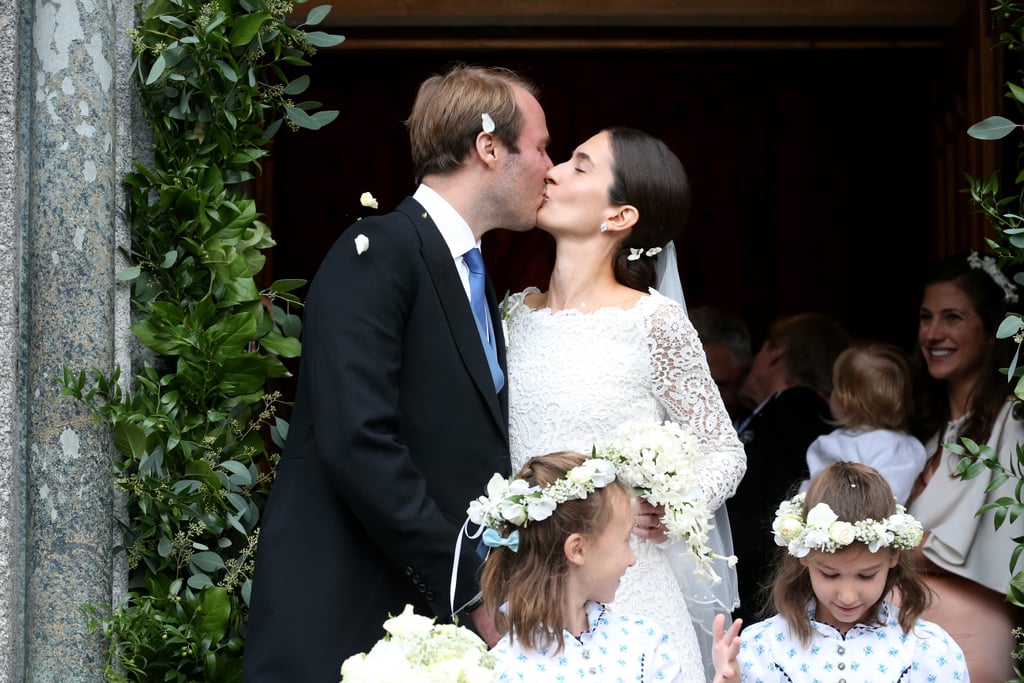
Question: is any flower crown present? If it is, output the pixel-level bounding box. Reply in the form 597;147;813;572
968;251;1018;303
772;492;923;558
466;458;617;550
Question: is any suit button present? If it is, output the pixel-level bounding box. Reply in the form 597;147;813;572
404;566;414;576
425;592;435;601
413;574;421;583
418;584;427;593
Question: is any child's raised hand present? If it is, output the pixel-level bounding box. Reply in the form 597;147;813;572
711;613;742;682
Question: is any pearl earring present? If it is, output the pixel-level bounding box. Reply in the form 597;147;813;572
599;222;609;233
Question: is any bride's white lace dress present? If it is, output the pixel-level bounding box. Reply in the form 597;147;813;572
507;288;746;683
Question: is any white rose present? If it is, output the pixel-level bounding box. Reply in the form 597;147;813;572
775;516;803;542
828;521;857;546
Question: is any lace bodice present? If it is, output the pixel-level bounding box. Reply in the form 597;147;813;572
507;288;745;508
506;288;746;682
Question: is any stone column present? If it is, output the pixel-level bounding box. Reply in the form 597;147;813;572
11;0;135;678
0;0;28;679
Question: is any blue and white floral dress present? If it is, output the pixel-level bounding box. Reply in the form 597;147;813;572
491;601;684;683
737;602;969;682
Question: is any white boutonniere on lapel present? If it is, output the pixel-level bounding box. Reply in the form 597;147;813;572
499;290;522;350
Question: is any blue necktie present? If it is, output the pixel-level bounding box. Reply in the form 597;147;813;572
463;248;504;392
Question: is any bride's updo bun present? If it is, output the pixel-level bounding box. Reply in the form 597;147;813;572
605;127;691;293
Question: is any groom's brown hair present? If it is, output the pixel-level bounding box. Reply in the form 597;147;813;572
405;64;539;184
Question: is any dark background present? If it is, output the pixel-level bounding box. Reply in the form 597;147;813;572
263;44;940;352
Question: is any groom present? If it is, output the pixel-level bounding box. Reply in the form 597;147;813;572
243;65;552;681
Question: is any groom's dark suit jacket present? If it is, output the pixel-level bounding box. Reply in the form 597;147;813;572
244;197;510;682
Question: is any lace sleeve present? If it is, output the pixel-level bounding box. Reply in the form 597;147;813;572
646;297;746;510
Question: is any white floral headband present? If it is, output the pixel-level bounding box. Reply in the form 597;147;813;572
466;458;617;551
968;251;1018;303
772;492;923;558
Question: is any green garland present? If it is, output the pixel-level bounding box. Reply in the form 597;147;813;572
959;2;1024;677
60;0;342;679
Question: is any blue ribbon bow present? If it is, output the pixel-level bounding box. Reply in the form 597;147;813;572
481;528;520;553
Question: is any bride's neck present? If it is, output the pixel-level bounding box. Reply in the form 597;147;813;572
543;243;625;313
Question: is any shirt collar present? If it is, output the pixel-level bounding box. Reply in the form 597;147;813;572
413;183;478;258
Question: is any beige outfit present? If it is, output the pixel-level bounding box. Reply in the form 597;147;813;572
909;400;1024;682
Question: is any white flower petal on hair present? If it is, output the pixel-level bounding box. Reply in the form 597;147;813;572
805;503;838;528
354;233;369;255
481;113;495;133
360;191;379;209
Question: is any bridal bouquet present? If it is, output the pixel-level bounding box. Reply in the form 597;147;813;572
594;420;735;584
340;605;496;683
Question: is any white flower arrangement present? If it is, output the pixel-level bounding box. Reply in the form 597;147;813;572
340;604;497;683
593;420;733;584
968;250;1018;303
467;458;617;532
772;492;924;558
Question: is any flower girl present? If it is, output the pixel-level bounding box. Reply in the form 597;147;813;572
469;451;685;682
711;462;968;682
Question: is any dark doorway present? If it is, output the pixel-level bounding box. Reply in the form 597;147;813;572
265;44;942;351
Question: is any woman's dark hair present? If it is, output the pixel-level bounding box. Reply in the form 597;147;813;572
604;127;691;292
910;253;1017;444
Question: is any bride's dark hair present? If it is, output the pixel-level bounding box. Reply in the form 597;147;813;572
604;127;692;293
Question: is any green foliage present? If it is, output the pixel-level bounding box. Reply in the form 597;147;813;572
60;0;341;678
963;3;1024;675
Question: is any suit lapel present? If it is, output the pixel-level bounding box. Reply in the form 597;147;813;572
399;198;507;437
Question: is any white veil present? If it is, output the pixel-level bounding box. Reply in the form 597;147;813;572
654;240;740;678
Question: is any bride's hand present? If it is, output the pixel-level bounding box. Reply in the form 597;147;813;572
633;498;669;543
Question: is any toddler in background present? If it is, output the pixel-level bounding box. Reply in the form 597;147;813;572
801;342;926;503
712;461;968;682
472;451;685;683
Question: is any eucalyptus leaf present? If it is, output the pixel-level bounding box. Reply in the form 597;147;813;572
191;551;226;573
270;278;307;292
305;4;332;25
997;315;1022;339
967;115;1019;140
1010;82;1024;104
117;265;141;281
283;75;310;95
304;31;346;48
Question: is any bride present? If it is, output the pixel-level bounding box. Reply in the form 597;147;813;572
506;127;745;682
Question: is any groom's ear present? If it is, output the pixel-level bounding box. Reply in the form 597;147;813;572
474;131;499;166
604;205;638;232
